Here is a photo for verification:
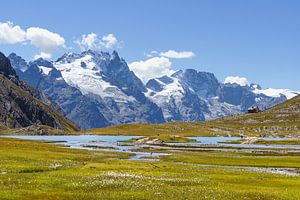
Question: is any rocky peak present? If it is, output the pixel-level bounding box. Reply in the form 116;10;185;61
8;53;28;72
100;51;146;94
30;58;62;79
172;69;220;97
0;52;17;78
56;52;81;63
30;58;53;68
157;75;174;84
146;79;164;92
250;83;262;90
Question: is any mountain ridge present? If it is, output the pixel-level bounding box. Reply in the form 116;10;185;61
8;50;299;129
145;68;295;122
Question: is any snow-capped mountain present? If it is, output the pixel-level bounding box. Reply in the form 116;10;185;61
9;53;110;129
145;70;210;121
145;69;299;122
8;50;299;129
250;84;299;100
9;51;164;129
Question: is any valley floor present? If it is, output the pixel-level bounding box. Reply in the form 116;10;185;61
0;138;300;200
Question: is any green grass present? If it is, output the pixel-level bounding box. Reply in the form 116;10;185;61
218;139;247;144
255;139;300;145
122;135;196;143
161;150;300;168
221;139;300;145
0;138;300;199
83;122;218;137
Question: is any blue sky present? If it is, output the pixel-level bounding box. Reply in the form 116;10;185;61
1;0;299;90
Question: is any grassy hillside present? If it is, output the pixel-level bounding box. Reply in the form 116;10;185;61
86;95;300;137
205;94;300;137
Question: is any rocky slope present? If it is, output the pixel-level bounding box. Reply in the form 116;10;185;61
0;52;79;132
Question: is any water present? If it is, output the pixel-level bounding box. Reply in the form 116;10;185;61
1;135;299;159
1;135;139;150
188;136;241;144
0;135;168;160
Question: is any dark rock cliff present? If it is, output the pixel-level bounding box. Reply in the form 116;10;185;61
0;52;79;131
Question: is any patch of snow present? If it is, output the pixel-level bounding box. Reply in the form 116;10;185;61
38;66;52;75
146;77;184;103
53;54;135;102
145;77;185;119
56;77;63;81
251;84;260;89
19;66;28;72
255;97;261;102
253;88;300;99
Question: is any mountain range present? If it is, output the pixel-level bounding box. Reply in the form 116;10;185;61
7;50;300;129
95;93;300;137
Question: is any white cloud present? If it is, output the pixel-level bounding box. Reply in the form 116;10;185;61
159;50;195;59
131;49;195;82
0;21;26;44
144;50;158;58
0;21;65;59
76;33;98;50
26;27;65;59
224;76;249;86
34;52;52;60
129;57;175;83
76;33;119;50
102;34;117;48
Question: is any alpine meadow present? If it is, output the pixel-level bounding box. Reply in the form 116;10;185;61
0;1;299;199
